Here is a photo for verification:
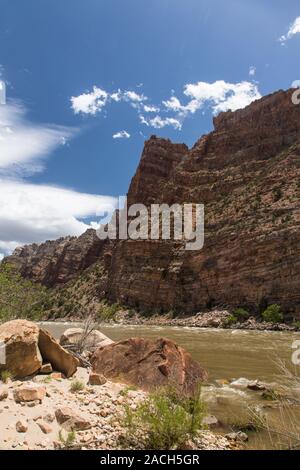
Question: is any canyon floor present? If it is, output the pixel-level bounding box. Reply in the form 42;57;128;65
0;367;234;451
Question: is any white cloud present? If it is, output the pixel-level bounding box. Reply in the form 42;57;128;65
143;104;160;113
279;17;300;44
249;66;256;77
0;180;117;256
140;114;182;130
0;101;76;177
72;80;261;132
163;80;261;119
123;91;147;103
113;130;130;139
71;87;148;116
0;87;115;257
71;86;109;115
211;82;261;114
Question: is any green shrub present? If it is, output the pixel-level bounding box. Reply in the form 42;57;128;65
232;308;250;321
225;315;238;326
58;430;76;448
122;385;205;450
70;379;85;393
97;301;120;321
0;370;12;383
261;305;284;324
293;321;300;330
0;263;47;322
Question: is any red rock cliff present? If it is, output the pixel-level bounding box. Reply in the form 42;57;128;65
5;89;300;317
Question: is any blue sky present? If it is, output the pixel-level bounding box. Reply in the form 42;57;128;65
0;0;299;256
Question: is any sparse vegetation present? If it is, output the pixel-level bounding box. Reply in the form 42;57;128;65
58;430;76;449
122;385;205;450
293;321;300;330
0;370;12;383
0;263;47;322
97;301;120;321
232;308;250;321
225;307;250;327
70;379;85;393
261;304;284;324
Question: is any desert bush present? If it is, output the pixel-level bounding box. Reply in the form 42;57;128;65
0;370;12;383
122;385;205;449
232;308;250;321
58;430;76;448
292;321;300;330
97;301;120;321
70;379;85;393
261;305;283;323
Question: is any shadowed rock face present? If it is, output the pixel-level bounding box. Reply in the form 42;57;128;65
91;337;208;395
4;89;300;317
0;320;79;378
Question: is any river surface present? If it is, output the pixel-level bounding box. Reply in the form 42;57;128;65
41;322;300;450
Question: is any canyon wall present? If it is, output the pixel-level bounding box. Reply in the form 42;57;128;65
5;89;300;316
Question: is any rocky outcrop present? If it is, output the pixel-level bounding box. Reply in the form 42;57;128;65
60;328;114;353
4;88;300;317
90;337;208;395
6;229;106;287
0;320;79;378
0;320;42;378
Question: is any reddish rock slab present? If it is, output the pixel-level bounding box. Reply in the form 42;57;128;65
90;337;208;395
38;329;79;378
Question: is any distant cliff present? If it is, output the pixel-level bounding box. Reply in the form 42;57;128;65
5;88;300;318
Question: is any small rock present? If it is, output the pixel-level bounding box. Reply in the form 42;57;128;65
0;388;8;401
225;431;248;442
247;381;266;391
40;363;53;374
37;420;53;434
55;407;91;431
13;385;46;403
16;420;28;433
202;415;219;428
51;372;63;380
89;372;107;386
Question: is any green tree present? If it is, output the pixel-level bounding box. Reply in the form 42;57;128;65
0;263;46;322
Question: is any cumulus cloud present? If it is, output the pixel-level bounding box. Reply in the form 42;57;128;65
279;17;300;44
71;87;147;116
72;80;261;132
0;180;117;256
139;114;182;130
163;80;261;119
71;86;109;115
0;91;116;256
0;101;76;177
113;130;130;139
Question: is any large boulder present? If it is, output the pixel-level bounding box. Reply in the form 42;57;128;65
60;327;114;353
38;329;79;378
90;337;208;395
0;320;42;378
0;320;79;379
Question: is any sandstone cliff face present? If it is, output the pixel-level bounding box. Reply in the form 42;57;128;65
7;230;106;287
5;89;300;317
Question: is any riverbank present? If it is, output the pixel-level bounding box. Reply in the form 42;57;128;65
0;367;234;451
51;309;298;332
